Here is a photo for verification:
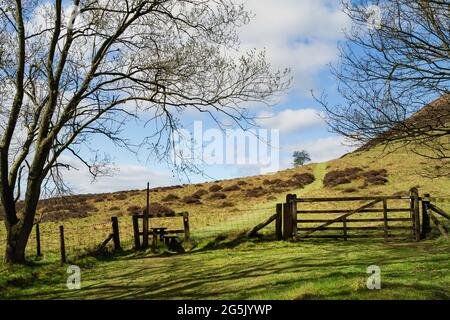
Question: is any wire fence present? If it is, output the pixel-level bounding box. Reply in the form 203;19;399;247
1;193;446;261
0;206;278;260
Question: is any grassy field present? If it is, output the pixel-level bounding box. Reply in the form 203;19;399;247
1;237;449;300
0;141;449;300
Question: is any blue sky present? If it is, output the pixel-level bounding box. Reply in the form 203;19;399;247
64;0;357;194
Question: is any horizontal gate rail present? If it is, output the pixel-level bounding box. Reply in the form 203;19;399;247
296;196;410;203
298;218;411;223
298;226;411;231
297;208;410;214
301;234;409;239
298;199;383;239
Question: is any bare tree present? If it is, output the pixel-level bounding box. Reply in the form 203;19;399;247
0;0;290;264
315;0;450;174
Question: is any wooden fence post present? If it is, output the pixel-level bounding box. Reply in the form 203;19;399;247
59;225;66;264
282;202;292;240
132;214;141;250
410;188;421;241
421;193;431;239
36;223;42;257
275;204;282;241
291;194;298;240
183;212;190;241
142;182;150;248
382;199;389;241
111;217;121;251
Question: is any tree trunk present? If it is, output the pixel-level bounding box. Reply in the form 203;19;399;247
3;201;39;264
3;167;43;264
4;222;27;264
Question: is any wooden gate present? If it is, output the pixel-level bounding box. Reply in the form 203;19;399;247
279;189;423;241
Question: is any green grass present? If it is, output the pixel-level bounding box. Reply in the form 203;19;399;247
0;138;449;300
1;238;449;300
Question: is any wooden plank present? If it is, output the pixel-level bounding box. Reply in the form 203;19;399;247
429;204;450;220
297;218;411;223
247;213;278;237
97;234;113;252
59;225;66;264
298;199;382;238
136;212;185;218
297;208;411;214
111;217;121;251
298;226;411;231
275;204;282;241
302;234;409;239
429;212;450;240
383;199;389;241
296;196;409;203
164;230;184;234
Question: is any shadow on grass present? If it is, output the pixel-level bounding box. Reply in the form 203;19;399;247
9;237;449;300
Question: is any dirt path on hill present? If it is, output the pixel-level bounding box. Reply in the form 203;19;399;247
297;162;327;196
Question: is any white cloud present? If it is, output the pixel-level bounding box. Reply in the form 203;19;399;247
284;136;355;164
240;0;350;94
59;156;179;194
256;108;325;132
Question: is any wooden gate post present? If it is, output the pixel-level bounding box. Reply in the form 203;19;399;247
421;193;431;239
111;217;122;251
183;212;190;241
291;194;298;239
275;204;283;240
283;194;295;240
36;223;42;257
282;202;292;240
59;225;66;264
132;214;141;250
410;188;421;241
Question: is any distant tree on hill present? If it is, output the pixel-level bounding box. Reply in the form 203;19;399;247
315;0;449;176
0;0;290;264
293;150;311;167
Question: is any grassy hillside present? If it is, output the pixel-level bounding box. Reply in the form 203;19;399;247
0;140;449;300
